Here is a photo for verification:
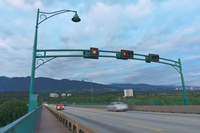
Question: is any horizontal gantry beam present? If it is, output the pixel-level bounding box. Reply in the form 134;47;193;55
36;49;180;67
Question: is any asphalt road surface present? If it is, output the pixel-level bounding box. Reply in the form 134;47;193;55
48;105;200;133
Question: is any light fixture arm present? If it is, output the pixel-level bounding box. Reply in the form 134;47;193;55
38;9;79;25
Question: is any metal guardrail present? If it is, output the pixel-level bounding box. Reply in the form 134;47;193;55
67;102;110;106
67;97;200;106
0;106;42;133
46;106;96;133
67;105;200;114
125;97;200;106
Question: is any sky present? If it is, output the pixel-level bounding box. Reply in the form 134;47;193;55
0;0;200;86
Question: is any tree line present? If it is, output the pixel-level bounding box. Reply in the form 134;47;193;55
0;90;200;127
0;92;29;128
42;90;200;105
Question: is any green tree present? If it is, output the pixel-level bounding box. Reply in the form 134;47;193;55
0;101;28;127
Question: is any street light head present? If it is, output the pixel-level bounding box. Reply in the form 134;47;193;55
72;13;81;22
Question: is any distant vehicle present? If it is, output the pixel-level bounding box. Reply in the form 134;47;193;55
107;102;129;111
56;104;65;110
43;102;48;106
61;102;67;106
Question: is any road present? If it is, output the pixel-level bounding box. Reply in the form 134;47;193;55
48;105;200;133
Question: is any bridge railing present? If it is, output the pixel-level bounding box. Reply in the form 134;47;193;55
46;106;96;133
67;102;110;105
67;97;200;106
0;106;42;133
125;97;200;106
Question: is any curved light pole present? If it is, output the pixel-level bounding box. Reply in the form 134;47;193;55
41;91;43;105
82;78;93;104
28;9;81;112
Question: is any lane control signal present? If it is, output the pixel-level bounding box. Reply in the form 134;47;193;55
83;47;99;59
149;54;159;62
116;50;133;59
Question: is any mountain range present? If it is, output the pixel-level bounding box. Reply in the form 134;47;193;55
0;76;196;93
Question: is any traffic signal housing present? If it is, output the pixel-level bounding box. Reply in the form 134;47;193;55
116;50;133;59
83;47;99;59
149;54;159;62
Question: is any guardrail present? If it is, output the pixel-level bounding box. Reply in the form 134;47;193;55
125;97;200;106
0;106;42;133
45;106;95;133
67;97;200;106
68;105;200;114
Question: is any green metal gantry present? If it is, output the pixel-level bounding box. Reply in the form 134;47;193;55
29;9;188;112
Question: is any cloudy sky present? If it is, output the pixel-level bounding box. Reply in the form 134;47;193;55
0;0;200;86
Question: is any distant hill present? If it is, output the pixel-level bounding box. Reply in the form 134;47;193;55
0;76;197;92
109;83;197;90
109;83;175;90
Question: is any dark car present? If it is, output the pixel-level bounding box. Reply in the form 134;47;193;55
56;104;65;110
61;102;67;106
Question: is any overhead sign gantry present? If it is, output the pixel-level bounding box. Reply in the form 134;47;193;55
29;8;188;113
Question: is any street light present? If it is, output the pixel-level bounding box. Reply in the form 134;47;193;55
82;78;93;104
40;89;48;105
41;91;43;105
72;12;81;22
28;9;81;112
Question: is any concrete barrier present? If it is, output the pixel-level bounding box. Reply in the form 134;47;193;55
170;105;200;114
69;105;200;114
69;105;107;109
130;105;200;114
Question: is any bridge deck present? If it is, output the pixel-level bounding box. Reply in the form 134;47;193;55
36;106;70;133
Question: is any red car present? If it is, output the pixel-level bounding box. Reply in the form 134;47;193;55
56;104;65;110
